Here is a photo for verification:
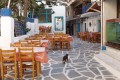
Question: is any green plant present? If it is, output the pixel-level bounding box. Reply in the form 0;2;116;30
24;27;31;33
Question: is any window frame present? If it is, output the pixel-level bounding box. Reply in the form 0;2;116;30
39;9;52;23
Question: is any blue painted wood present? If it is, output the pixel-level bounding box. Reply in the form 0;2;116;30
1;8;12;16
25;18;34;23
39;9;52;23
77;23;80;32
102;46;106;50
82;3;92;14
46;9;48;23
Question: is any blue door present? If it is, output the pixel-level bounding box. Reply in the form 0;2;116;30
77;23;80;32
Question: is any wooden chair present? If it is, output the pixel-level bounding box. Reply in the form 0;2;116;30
19;40;30;47
0;49;17;80
31;40;41;47
10;42;21;47
53;37;61;49
61;37;70;49
46;36;53;49
18;47;35;80
62;34;68;37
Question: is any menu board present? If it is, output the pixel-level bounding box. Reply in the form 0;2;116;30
14;21;26;37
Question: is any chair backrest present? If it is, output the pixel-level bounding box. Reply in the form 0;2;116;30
31;40;41;47
19;40;28;43
62;34;68;37
10;42;21;47
53;37;61;42
61;36;69;42
18;47;34;62
0;49;16;63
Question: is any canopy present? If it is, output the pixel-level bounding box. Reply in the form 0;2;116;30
86;1;101;13
80;12;100;18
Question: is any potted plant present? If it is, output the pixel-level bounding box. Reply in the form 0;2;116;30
24;27;31;34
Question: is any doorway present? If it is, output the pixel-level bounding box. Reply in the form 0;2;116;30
84;23;87;32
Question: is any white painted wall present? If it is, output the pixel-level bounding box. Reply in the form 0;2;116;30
26;22;35;36
38;6;66;33
82;15;100;32
13;35;29;42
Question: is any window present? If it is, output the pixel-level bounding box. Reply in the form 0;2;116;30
38;9;52;23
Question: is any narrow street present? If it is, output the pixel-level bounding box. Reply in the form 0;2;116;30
38;37;119;80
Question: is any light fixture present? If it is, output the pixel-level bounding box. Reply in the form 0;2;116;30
50;8;55;14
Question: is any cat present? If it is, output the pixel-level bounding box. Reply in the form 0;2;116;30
62;54;68;64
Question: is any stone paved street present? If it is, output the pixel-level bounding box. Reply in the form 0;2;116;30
8;37;120;80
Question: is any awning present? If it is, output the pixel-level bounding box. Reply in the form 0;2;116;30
66;15;80;21
80;12;100;18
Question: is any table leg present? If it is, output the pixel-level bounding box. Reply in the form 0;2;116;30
17;61;19;79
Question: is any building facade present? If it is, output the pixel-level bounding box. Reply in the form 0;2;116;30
66;0;101;36
95;0;120;78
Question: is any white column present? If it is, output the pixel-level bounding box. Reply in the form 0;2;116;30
34;19;39;34
26;22;35;36
102;0;117;45
0;17;14;47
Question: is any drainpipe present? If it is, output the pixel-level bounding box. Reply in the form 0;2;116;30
101;0;105;50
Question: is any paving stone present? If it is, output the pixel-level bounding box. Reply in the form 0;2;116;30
96;76;103;79
51;63;65;68
99;67;107;70
65;67;75;70
78;54;84;58
72;59;86;63
51;73;69;80
52;57;63;62
77;68;89;72
81;72;95;78
44;77;54;80
73;76;88;80
73;65;85;69
67;70;81;78
44;67;50;69
89;79;94;80
102;71;112;75
43;63;50;67
41;69;50;77
105;78;116;80
51;68;63;74
89;68;101;75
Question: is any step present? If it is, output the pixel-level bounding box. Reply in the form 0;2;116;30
94;50;120;79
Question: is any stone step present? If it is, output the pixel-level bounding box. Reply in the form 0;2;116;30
94;50;120;79
106;47;120;61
